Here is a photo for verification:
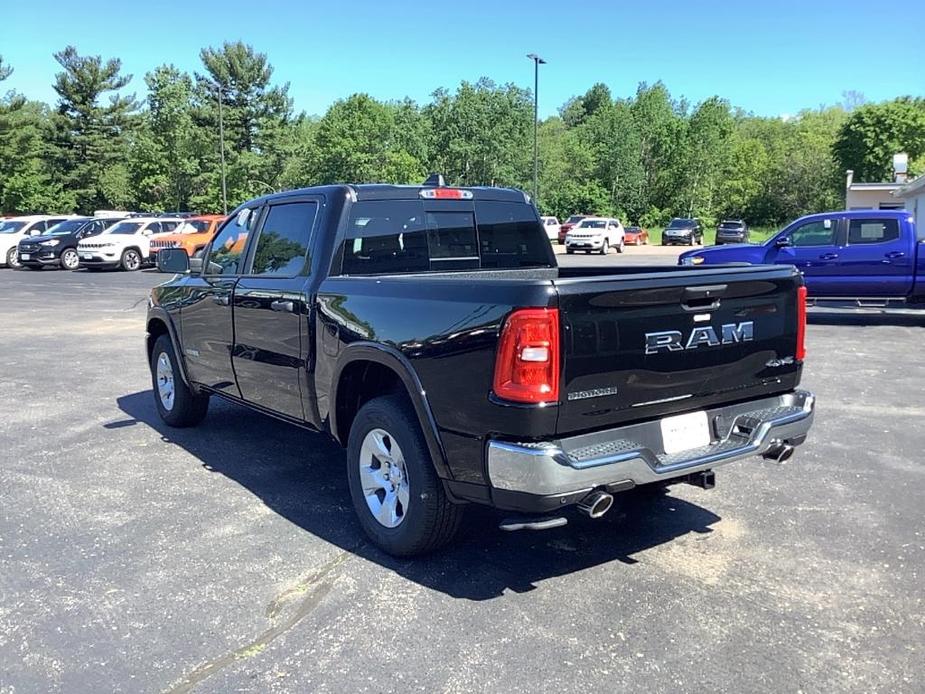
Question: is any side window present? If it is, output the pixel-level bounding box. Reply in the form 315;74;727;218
161;221;179;233
847;218;900;245
789;219;836;247
204;208;257;275
250;201;318;277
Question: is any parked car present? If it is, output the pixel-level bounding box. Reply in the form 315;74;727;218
558;214;589;244
18;217;123;270
662;218;704;246
680;210;921;304
565;217;625;254
147;180;814;556
77;217;182;271
715;220;749;245
149;215;226;261
624;226;649;246
540;216;561;241
0;215;76;268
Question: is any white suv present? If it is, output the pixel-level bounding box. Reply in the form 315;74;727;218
541;216;561;241
77;217;182;271
565;217;625;254
0;215;76;268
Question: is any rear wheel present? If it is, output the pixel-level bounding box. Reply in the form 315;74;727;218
150;334;209;427
616;238;625;253
346;395;463;556
60;248;79;270
121;248;141;271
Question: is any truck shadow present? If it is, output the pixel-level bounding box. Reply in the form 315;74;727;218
113;390;722;601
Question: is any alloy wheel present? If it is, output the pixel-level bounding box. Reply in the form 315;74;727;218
61;249;79;270
358;428;410;528
7;247;21;269
155;352;175;411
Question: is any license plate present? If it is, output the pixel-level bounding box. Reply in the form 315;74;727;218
660;411;711;455
20;253;30;260
80;253;93;259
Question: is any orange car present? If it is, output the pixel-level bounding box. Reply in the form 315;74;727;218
149;215;226;259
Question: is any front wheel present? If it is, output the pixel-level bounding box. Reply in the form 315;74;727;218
60;248;79;270
346;395;463;557
150;334;209;427
7;247;21;269
600;240;609;255
121;248;142;271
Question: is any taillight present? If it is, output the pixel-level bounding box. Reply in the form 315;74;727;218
419;188;473;200
492;308;560;404
796;285;807;361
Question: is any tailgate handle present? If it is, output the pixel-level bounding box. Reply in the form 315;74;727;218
681;284;727;312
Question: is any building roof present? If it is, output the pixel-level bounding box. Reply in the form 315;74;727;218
894;175;925;198
848;182;904;191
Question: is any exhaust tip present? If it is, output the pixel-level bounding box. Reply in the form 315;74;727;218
763;441;795;464
577;491;614;519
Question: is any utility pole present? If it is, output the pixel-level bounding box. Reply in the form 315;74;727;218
526;53;546;206
217;85;228;214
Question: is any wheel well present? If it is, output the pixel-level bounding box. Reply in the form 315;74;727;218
146;318;169;363
335;360;407;444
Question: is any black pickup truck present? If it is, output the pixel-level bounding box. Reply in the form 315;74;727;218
148;180;815;556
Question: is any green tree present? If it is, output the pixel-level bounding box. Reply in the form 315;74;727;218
49;46;138;212
0;55;12;82
679;96;734;219
834;99;925;181
193;42;294;209
313;93;424;183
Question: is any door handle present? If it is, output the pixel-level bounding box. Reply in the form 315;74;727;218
212;295;230;306
819;253;838;260
884;251;905;259
270;299;295;313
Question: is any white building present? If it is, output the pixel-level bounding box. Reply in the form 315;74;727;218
893;175;925;235
844;170;905;210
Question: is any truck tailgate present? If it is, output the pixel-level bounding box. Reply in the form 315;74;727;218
554;266;803;436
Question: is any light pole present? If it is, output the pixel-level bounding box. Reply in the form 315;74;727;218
217;84;228;214
526;53;546;206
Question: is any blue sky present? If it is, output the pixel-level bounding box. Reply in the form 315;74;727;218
2;0;923;118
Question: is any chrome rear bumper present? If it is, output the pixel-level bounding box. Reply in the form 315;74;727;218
487;390;814;496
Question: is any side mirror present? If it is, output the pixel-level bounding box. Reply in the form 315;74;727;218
156;248;190;274
775;236;793;248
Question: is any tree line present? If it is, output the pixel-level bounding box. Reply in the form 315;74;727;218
0;44;923;227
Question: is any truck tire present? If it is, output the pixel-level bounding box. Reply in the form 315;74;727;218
150;334;209;427
121;248;142;271
346;395;462;557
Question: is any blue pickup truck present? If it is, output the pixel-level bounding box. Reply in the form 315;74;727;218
679;210;923;304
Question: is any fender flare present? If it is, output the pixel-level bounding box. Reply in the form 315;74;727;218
146;307;191;387
330;343;451;480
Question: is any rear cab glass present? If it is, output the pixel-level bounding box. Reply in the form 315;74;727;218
340;199;553;275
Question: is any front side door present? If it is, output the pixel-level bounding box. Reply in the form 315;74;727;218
180;207;259;395
835;216;911;297
769;217;842;295
232;199;319;420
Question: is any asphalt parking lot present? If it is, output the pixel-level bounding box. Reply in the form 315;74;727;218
2;253;923;693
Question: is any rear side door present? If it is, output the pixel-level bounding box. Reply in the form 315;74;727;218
769;216;842;295
180;207;259;395
834;216;911;297
232;198;319;420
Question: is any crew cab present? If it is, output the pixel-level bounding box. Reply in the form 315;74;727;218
77;217;182;271
1;215;76;268
18;216;123;270
680;210;923;304
147;181;815;556
149;215;225;261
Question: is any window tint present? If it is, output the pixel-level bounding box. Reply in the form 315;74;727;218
789;219;836;247
475;201;552;269
250;201;317;276
161;221;179;233
847;218;900;245
205;208;258;275
341;199;552;275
